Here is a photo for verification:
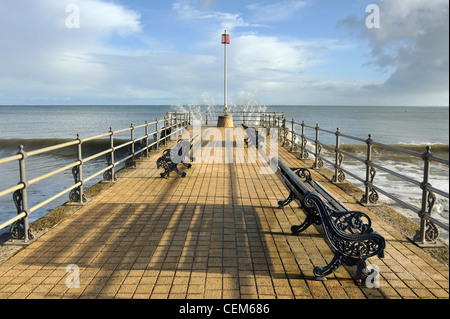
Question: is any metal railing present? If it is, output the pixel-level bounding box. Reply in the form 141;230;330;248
262;115;449;247
0;113;189;244
169;110;282;126
2;109;447;247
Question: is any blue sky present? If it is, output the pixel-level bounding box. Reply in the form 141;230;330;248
0;0;448;106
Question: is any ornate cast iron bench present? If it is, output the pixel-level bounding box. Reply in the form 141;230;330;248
156;133;198;178
242;124;264;149
272;157;385;282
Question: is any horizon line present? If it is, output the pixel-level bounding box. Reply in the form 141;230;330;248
1;104;449;108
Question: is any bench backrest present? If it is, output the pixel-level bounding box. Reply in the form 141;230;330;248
272;157;311;200
273;157;385;260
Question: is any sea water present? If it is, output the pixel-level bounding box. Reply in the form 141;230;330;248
0;105;448;242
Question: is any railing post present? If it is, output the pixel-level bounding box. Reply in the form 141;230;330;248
131;123;135;162
69;135;86;203
20;145;30;242
10;145;33;243
312;123;323;169
279;116;283;142
281;117;287;146
166;116;170;144
163;116;167;146
360;134;379;205
289;119;295;151
145;120;149;158
277;115;280;141
155;119;159;151
105;127;116;182
298;121;308;160
174;114;178;140
126;123;136;168
77;134;84;203
167;113;171;142
413;146;440;246
332;128;345;183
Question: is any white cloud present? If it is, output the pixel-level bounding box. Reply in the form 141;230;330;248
339;0;449;104
229;35;330;78
76;0;142;34
172;0;257;34
169;0;350;104
219;34;366;105
246;1;307;23
0;0;144;103
1;0;447;106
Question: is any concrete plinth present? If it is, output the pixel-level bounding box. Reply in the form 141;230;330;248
217;115;234;128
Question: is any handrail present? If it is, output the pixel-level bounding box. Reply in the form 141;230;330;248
0;154;22;165
371;141;424;157
0;112;189;243
264;114;449;246
82;132;112;143
27;140;80;157
28;161;81;186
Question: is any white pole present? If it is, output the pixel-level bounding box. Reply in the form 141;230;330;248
224;30;228;116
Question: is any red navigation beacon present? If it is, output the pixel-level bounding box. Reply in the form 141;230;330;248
221;33;230;44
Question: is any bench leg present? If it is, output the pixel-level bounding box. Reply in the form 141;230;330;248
278;190;296;208
157;158;170;179
313;252;344;281
291;213;319;234
291;206;321;234
313;252;372;283
160;171;169;178
356;258;367;284
173;164;187;177
181;162;192;168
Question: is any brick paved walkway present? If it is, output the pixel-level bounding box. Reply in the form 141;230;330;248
0;126;448;299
